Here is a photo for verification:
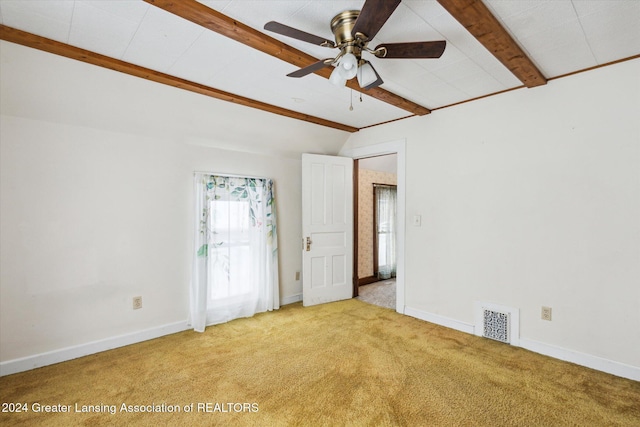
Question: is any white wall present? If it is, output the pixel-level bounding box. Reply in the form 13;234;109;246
0;41;348;369
0;115;304;362
343;59;640;373
0;41;348;159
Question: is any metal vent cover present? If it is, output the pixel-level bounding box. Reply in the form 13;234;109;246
483;309;510;344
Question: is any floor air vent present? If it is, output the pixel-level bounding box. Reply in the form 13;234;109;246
483;309;510;344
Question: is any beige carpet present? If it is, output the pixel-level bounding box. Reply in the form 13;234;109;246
1;299;639;426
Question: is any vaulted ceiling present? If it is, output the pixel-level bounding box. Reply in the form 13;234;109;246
1;0;639;133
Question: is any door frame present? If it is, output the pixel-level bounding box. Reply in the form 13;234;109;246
341;139;406;314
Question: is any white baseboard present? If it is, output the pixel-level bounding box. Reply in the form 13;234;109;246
0;321;189;377
0;298;301;377
403;306;639;382
281;293;302;305
5;307;637;382
519;338;640;382
404;306;476;335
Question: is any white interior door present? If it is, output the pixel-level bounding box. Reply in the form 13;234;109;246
302;153;353;306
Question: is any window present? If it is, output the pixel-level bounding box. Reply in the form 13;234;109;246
191;174;279;331
375;185;397;280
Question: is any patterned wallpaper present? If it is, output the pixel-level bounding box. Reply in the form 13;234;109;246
358;168;397;279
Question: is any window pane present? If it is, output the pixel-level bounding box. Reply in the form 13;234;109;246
207;199;253;300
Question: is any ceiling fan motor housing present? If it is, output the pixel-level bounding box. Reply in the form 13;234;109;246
330;10;363;56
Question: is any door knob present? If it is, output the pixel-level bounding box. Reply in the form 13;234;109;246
306;237;312;251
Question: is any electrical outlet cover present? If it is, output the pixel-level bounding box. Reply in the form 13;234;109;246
541;306;552;321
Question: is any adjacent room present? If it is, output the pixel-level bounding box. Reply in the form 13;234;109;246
1;0;639;425
355;154;398;309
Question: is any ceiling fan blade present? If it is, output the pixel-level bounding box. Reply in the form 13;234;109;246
352;0;401;40
286;59;333;78
375;41;446;59
264;21;335;48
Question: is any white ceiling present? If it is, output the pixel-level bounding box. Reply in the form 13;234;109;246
1;0;638;131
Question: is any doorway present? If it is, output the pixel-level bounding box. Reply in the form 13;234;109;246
337;138;406;313
354;154;398;309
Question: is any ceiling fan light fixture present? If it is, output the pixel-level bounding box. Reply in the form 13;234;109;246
330;66;347;86
338;52;358;80
357;61;377;88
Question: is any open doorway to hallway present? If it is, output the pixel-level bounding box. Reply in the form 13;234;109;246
354;154;397;309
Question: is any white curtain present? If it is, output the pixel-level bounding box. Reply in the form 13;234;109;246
191;174;279;332
376;185;397;280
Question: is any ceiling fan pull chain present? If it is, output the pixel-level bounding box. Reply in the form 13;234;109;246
349;90;354;111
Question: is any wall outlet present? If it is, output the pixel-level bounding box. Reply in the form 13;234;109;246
541;306;552;321
133;296;142;310
295;271;300;281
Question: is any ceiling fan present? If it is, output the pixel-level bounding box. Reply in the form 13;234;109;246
263;0;446;90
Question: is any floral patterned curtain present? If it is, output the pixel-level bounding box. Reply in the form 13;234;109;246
191;174;279;332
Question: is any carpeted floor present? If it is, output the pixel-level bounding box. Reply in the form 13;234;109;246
1;299;639;426
357;279;396;309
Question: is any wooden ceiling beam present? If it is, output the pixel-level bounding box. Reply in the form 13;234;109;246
143;0;431;116
0;25;358;133
437;0;547;87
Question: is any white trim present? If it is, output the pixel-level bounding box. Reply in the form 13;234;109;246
281;293;302;305
474;301;520;346
404;306;476;335
519;338;640;382
0;321;189;377
403;306;639;381
341;140;406;315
